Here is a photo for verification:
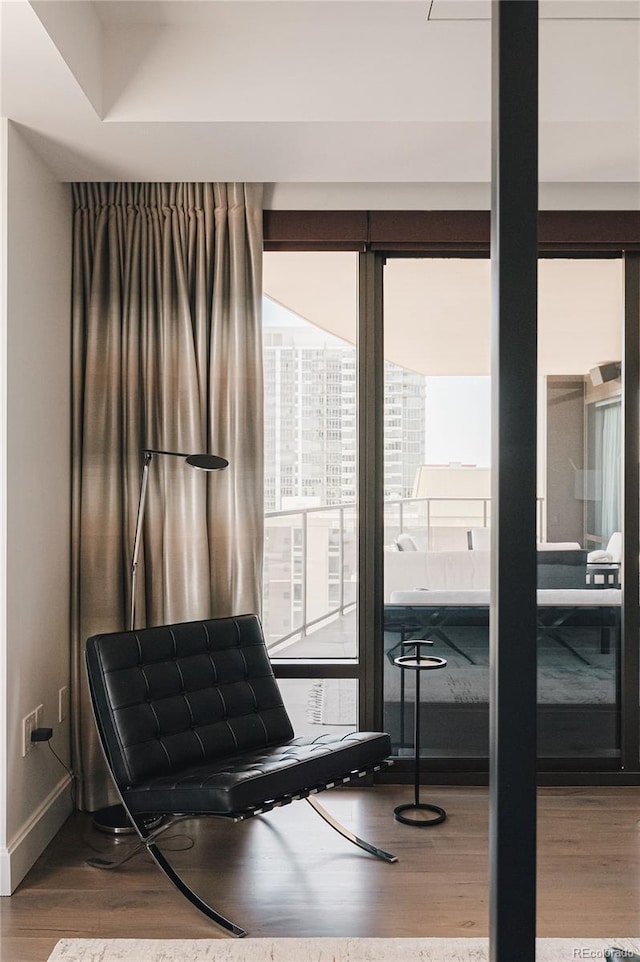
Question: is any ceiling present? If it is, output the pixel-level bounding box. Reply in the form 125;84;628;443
263;251;623;375
1;1;632;377
1;0;639;186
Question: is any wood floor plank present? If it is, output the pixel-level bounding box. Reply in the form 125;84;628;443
2;786;639;960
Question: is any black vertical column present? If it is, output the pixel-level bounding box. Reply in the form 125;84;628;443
622;253;640;772
358;251;384;732
490;3;538;961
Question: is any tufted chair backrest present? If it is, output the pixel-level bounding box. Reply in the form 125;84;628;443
86;615;294;788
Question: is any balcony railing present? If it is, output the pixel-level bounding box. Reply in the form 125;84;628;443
264;502;357;653
263;496;545;653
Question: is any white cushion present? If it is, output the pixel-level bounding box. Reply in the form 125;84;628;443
396;533;418;551
467;534;582;552
537;541;581;551
605;531;622;563
389;587;621;607
587;549;613;563
587;532;622;564
383;549;490;601
390;589;489;606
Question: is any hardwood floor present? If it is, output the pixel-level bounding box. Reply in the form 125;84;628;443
2;785;640;962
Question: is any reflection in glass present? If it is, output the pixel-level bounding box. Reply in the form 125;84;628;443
539;259;622;759
586;398;622;545
382;257;493;759
382;257;623;763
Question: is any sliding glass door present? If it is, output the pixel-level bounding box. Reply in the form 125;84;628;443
538;258;623;763
381;256;492;762
381;254;626;771
262;243;637;779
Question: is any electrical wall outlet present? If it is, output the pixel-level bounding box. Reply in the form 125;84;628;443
22;710;38;756
58;686;69;723
36;704;44;728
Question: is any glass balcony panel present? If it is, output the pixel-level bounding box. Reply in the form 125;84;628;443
263;251;359;660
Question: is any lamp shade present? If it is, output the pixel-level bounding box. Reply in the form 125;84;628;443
185;453;229;471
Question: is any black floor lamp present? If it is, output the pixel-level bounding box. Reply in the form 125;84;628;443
93;447;229;835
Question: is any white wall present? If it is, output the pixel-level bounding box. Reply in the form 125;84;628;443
0;121;72;895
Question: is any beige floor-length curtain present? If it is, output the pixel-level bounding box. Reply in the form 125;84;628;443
71;183;263;810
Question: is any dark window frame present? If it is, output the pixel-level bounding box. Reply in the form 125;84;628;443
264;209;640;254
264;216;640;785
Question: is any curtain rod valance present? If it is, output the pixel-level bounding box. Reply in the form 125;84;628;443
263;209;640;252
72;183;263;213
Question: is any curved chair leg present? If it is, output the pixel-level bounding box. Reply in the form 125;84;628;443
144;839;247;938
89;810;246;935
306;795;398;863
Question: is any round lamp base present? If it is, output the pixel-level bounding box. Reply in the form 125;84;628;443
92;804;163;836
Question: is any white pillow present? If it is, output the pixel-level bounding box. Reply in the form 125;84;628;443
587;549;613;563
606;531;623;563
396;534;418;551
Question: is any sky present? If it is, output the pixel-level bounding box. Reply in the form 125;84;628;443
425;377;491;468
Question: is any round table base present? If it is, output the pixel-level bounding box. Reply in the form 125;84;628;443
393;802;447;827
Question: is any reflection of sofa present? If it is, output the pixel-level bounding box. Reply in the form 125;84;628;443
467;526;582;554
386;586;621;669
384;549;490;602
536;549;589;588
383;587;621;757
384;547;589;602
386;585;620;667
389;586;621;608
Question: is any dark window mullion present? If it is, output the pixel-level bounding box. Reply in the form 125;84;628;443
621;252;640;771
358;252;384;733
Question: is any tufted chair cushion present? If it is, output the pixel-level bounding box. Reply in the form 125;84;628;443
86;614;391;816
122;731;391;815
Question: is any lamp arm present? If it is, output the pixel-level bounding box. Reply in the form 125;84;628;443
144;447;190;458
130;451;153;631
128;446;226;630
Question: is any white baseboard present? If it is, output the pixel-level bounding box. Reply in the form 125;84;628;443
0;773;73;895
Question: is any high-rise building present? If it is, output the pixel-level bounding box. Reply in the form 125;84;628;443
264;319;426;512
263;311;426;647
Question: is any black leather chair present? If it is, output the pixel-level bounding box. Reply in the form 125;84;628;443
85;614;396;937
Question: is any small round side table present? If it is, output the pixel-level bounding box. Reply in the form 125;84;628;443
393;640;447;827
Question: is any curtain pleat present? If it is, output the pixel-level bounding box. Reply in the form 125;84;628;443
70;183;263;810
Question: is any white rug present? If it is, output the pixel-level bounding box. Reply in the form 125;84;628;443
46;937;640;962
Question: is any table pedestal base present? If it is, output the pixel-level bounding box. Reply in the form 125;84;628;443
393;644;448;829
394;801;447;827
